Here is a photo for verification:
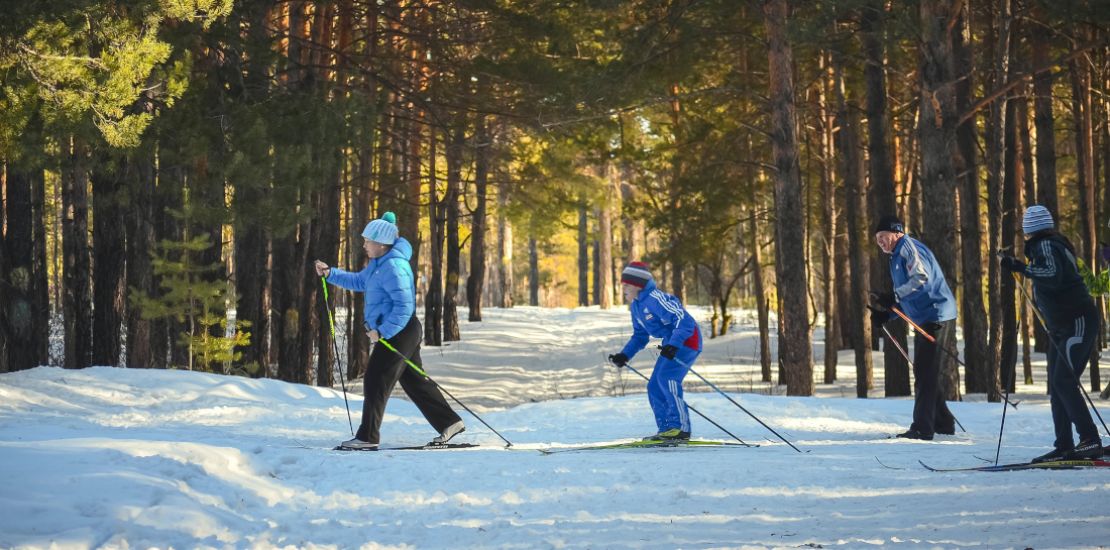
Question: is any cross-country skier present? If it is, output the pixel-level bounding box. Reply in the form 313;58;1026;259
608;261;703;441
870;215;958;440
1000;205;1104;462
314;212;464;450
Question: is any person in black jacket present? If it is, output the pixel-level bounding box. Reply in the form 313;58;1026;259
1001;205;1104;462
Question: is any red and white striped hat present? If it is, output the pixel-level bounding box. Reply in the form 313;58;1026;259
621;261;653;288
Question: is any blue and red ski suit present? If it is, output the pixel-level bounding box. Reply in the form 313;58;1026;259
620;279;703;434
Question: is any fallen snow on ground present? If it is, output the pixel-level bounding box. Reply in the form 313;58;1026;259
2;306;1108;549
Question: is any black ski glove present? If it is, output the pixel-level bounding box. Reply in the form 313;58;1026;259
869;291;896;311
867;305;890;333
1000;255;1026;273
608;353;628;368
659;344;678;360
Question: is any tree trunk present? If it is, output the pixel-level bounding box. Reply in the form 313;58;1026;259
578;202;589;307
1001;98;1021;395
347;138;372;377
819;51;840;384
919;0;963;402
862;2;909;395
126;140;157;369
598;168;614;309
833;51;873;397
952;4;989;396
30;161;48;365
528;236;539;306
1069;48;1100;392
1030;11;1058;214
91;158;126;367
316;158;341;387
61;136;93;370
466;117;489;322
592;228;601;306
0;163;5;372
764;0;813;395
1070;54;1098;272
443;124;463;342
1025;6;1053;355
425;125;443;346
3;162;46;371
497;180;513;308
750;211;773;383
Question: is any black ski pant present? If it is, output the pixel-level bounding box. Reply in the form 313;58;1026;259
910;320;956;437
1045;303;1100;449
355;316;461;444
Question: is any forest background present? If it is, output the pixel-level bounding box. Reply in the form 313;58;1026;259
3;0;1110;403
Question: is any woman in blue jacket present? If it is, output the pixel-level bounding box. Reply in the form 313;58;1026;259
608;261;702;441
315;212;463;450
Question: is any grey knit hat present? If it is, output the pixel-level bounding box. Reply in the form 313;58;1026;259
1022;205;1054;235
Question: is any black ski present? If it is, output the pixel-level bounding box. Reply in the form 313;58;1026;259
539;439;754;455
919;458;1110;472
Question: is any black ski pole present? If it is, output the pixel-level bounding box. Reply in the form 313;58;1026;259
617;361;755;447
378;338;514;447
878;324;967;433
320;276;355;436
1012;272;1110;438
666;356;802;453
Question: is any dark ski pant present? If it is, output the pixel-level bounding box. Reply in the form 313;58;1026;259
910;320;956;437
1045;303;1101;449
355;316;462;444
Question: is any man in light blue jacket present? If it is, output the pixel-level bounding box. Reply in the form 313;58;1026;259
871;215;957;441
315;212;463;450
608;261;703;441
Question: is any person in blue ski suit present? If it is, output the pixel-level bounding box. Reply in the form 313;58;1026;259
1001;205;1104;463
314;212;463;450
870;215;958;440
608;261;703;440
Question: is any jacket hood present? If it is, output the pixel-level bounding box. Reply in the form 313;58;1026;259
383;237;413;262
634;278;658;300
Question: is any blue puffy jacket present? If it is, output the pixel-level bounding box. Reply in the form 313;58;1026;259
620;279;702;359
325;237;415;339
889;235;957;325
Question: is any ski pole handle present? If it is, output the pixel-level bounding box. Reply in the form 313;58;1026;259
321;276;337;337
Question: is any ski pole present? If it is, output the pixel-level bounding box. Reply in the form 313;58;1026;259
617;361;755;447
320;276;355;436
877;325;967;433
1011;272;1110;437
377;337;514;447
889;306;1018;411
666;356;802;453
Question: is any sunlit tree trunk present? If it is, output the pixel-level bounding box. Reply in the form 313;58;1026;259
764;0;813;395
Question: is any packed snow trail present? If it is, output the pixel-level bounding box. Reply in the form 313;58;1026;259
3;306;1108;548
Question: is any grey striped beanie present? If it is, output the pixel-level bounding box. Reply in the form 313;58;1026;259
1022;205;1054;235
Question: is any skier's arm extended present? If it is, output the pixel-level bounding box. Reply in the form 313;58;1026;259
325;264;371;293
620;312;651;359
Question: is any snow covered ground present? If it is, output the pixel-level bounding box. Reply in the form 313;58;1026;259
2;306;1109;549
